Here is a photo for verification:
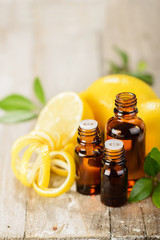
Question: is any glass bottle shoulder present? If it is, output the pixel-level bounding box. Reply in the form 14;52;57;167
101;160;128;177
75;143;103;158
106;116;145;139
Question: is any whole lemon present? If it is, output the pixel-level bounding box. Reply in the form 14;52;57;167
138;99;160;155
81;74;158;132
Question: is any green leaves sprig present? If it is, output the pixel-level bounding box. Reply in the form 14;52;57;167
0;78;46;123
129;147;160;208
34;78;46;105
108;46;154;85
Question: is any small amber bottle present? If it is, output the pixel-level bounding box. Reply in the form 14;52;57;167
106;92;145;191
74;119;103;195
101;139;128;207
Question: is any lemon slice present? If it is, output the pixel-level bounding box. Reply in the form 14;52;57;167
33;151;75;197
35;92;94;148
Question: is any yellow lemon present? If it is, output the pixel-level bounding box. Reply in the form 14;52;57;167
33;151;75;197
81;74;158;132
11;135;45;181
50;144;75;177
11;134;51;188
63;143;75;158
138;99;160;155
35;92;94;149
12;130;76;197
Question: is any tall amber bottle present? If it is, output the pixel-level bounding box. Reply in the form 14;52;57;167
106;92;145;190
75;119;103;195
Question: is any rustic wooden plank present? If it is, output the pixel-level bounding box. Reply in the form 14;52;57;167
25;186;110;239
77;193;110;239
25;186;88;239
0;1;36;237
140;198;160;239
110;202;145;239
0;121;37;240
0;125;27;239
0;0;160;239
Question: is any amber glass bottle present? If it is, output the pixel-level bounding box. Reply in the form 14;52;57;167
106;92;145;191
101;139;128;207
75;119;103;195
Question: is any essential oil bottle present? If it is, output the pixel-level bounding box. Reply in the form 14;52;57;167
106;92;145;191
74;119;103;195
101;139;128;207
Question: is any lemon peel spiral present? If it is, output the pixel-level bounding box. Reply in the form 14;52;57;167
11;130;75;197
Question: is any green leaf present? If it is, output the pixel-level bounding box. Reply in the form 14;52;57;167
108;61;122;73
130;73;154;86
144;154;160;177
144;148;160;177
0;110;38;123
128;178;153;202
150;147;160;166
152;182;160;208
0;94;37;111
33;78;46;105
113;46;129;66
137;61;147;72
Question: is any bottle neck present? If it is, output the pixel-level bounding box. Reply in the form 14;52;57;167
77;126;101;145
103;146;126;165
114;92;138;119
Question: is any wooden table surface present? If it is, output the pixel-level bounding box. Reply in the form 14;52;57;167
0;0;160;239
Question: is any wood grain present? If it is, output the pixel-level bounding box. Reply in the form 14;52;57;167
25;189;88;239
110;203;145;239
0;125;29;239
140;198;160;238
0;0;160;239
77;193;110;239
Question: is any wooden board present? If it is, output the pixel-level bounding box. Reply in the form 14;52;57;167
0;0;160;239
